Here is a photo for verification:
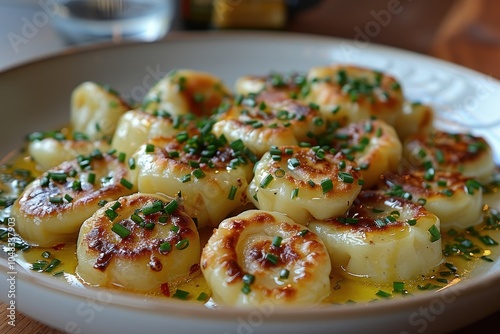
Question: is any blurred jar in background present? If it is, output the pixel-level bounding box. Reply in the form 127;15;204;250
212;0;286;29
51;0;176;44
181;0;323;30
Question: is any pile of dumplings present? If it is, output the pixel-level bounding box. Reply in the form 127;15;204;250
11;64;497;307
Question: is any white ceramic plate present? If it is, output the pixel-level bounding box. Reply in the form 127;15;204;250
1;31;500;334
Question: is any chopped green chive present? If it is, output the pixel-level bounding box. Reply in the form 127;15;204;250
465;179;482;195
49;196;63;204
478;235;498;246
128;157;136;170
160;241;171;252
31;261;48;271
287;158;300;169
291;188;299;199
176;239;190;250
173;289;190;300
390;210;400;217
393;281;405;293
428;224;441;242
252;121;263;129
142;202;163;215
164;200;178;214
298;229;309;237
269;147;281;156
279;269;290;280
441;189;454;197
105;209;118;221
43;258;61;273
260;173;274;188
87;173;96;185
40;176;50;187
243;273;255;285
321;178;333;193
72;180;82;191
120;178;133;189
64;194;73;202
241;283;251;294
111;223;130;238
176;132;189;143
265;253;278;265
417;198;427;205
338;172;354;183
188;160;200;168
230;139;245;152
49;172;68;183
437;179;447;187
131;213;144;225
110;201;121;211
228;185;238;200
192;168;205;179
272;236;283;248
376;290;392;299
197;292;209;302
424;168;435;181
168;151;180;158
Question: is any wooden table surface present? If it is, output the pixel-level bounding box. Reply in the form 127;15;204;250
2;0;500;333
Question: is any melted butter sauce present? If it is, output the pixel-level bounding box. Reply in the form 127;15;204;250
2;151;500;305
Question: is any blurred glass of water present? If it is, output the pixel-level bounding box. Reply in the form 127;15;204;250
52;0;175;44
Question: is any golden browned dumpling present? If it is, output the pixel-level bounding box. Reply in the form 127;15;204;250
304;64;404;126
309;191;443;283
212;92;326;157
12;153;137;247
248;146;363;223
142;69;232;118
71;81;130;141
379;171;483;230
201;210;331;306
330;119;402;189
131;131;254;229
403;130;495;182
76;193;200;293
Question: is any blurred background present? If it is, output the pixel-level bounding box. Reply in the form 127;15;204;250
1;0;499;78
